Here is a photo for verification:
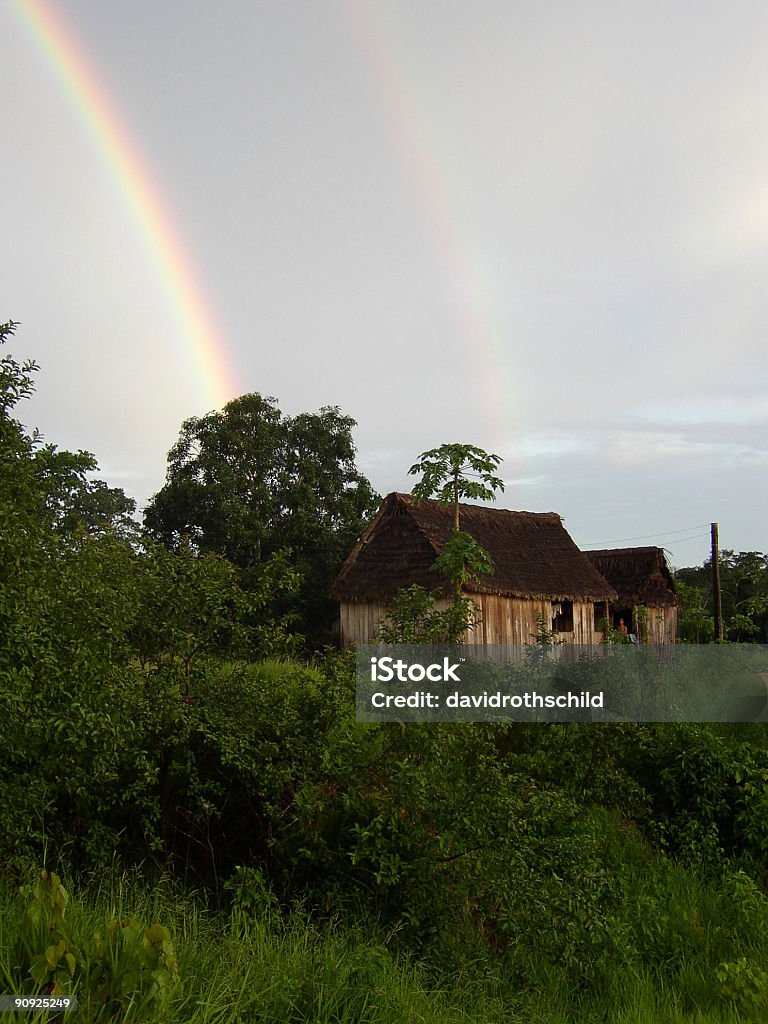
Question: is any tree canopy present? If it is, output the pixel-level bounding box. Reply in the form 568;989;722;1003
143;393;379;641
676;551;768;642
378;443;504;642
409;443;504;531
409;442;503;600
1;320;138;544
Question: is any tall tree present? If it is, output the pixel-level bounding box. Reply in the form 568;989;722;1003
143;393;379;641
409;443;504;531
380;443;505;643
409;443;504;598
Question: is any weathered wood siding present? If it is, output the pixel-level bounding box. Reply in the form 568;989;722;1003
643;605;678;644
340;601;391;646
464;595;604;645
340;596;608;647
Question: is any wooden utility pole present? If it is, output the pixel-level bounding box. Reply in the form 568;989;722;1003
711;522;724;641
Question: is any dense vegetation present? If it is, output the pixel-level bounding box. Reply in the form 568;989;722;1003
2;321;768;1022
143;392;380;643
676;555;768;643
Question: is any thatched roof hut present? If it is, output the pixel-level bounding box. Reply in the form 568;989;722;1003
584;547;677;608
584;546;678;642
332;493;617;645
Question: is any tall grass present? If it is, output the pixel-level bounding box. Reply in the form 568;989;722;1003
2;818;768;1023
0;870;496;1024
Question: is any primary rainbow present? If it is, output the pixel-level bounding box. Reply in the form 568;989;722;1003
12;0;237;410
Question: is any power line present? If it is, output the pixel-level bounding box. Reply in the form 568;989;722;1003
583;524;710;546
663;533;711;547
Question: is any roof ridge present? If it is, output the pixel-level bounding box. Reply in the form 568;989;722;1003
395;492;562;520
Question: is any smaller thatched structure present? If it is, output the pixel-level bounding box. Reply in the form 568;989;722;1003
332;493;617;646
585;547;678;643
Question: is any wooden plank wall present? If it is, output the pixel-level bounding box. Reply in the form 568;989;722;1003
645;606;678;644
465;595;603;645
340;597;606;646
340;598;678;647
340;602;391;646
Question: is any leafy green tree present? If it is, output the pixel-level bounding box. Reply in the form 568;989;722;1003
380;444;504;642
676;552;768;642
0;323;156;867
0;320;35;419
0;324;295;869
410;442;503;599
0;321;50;689
130;541;301;695
376;584;480;644
409;443;504;531
431;528;495;594
0;320;137;544
675;581;715;643
32;445;138;541
144;394;379;641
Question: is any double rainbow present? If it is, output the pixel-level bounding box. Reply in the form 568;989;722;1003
13;1;512;441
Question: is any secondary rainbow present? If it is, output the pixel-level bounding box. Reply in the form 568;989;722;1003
342;0;516;449
12;0;237;410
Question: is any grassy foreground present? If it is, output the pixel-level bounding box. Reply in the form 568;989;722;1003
1;851;767;1024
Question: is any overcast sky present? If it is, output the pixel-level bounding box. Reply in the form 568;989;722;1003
3;0;766;568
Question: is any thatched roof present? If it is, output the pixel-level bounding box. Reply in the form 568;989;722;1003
332;492;617;602
585;547;678;607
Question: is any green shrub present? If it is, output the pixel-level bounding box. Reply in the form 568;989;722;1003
715;958;768;1016
625;725;768;869
6;869;179;1021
